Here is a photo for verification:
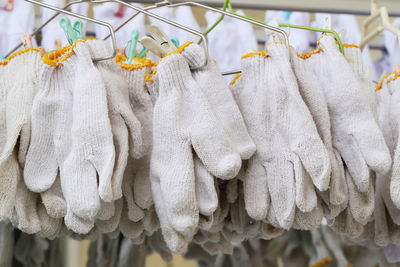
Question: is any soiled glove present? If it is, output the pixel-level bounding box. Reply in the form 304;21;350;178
151;42;241;252
309;35;391;193
235;43;330;229
63;41;115;219
87;40;144;202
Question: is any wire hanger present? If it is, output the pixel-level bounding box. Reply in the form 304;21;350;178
201;0;344;55
7;0;117;62
162;1;289;75
360;0;400;50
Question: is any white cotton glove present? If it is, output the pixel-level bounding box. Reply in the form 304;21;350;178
119;56;155;210
290;47;347;210
63;41;115;219
151;43;241;252
235;44;330;229
190;55;256;160
386;77;400;209
86;40;144;201
309;35;391;193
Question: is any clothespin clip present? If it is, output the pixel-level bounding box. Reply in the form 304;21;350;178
54;39;62;50
114;4;126;18
140;24;177;58
283;11;292;22
21;33;33;48
0;56;5;60
124;30;148;64
59;17;83;45
171;37;180;49
4;0;13;12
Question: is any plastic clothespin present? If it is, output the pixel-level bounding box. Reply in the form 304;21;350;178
0;56;5;60
21;33;33;48
124;30;148;64
59;17;83;45
283;11;292;22
171;38;180;49
4;0;14;12
114;4;126;18
140;25;177;58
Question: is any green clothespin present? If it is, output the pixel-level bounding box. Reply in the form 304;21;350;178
171;38;180;48
73;21;84;40
125;30;148;64
0;56;5;60
59;17;83;45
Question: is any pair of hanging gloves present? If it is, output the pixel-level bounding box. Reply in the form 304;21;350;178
0;48;45;235
230;40;331;231
149;41;256;253
22;39;155;237
303;37;390;239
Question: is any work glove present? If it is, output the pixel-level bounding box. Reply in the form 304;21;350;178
151;42;241;252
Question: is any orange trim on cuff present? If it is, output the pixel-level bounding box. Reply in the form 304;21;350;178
375;71;400;90
229;73;242;86
115;55;155;71
310;256;332;267
0;48;42;66
42;38;97;67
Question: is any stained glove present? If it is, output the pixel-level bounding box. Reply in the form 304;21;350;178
309;35;391;193
151;42;241;252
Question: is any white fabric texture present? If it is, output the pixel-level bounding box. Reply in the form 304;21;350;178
264;11;312;54
40;0;69;50
0;1;36;56
312;13;377;81
93;2;146;48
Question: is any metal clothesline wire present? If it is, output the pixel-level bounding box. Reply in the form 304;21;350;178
121;0;400;17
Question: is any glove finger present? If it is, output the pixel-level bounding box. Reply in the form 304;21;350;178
328;149;348;206
336;139;370;192
122;174;144;222
391;149;400;208
109;114;129;201
243;156;269;220
133;157;153;210
119;205;143;239
189;87;241;180
151;179;188;254
11;178;41;234
353;125;391;174
193;61;256;160
293;156;317;213
293;200;323;230
154;142;198;235
96;198;122;234
346;169;374;225
91;146;116;203
142;206;160;235
194;155;218;216
264;158;295;229
40;175;66;219
96;200;115;221
37;204;63;240
64;208;95;235
62;159;101;220
0;154;18;220
120;108;145;159
226;178;238;204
